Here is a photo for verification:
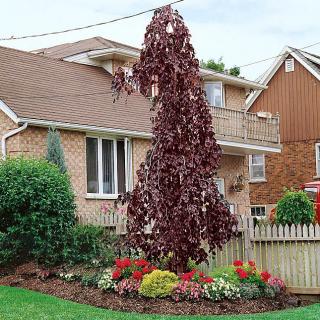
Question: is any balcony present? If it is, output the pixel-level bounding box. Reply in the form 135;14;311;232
211;107;281;154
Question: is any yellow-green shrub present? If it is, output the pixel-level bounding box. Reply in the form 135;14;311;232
139;270;179;298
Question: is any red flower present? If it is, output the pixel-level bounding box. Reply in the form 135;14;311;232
236;268;248;279
132;270;143;280
112;269;121;280
199;272;205;277
122;257;132;268
115;258;123;269
181;272;193;281
150;266;157;271
200;277;214;283
142;267;150;274
134;259;149;267
261;271;271;283
248;260;256;267
233;260;243;267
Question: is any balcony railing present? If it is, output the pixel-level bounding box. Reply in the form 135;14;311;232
211;107;280;145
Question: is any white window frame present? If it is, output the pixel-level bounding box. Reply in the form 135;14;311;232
249;154;266;182
204;81;224;108
315;143;320;177
86;135;132;199
250;205;267;218
214;178;225;198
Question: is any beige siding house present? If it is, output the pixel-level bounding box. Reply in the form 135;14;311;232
0;37;281;217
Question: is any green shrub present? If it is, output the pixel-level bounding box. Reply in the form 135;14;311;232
65;225;117;267
0;158;76;266
276;190;314;225
46;127;67;174
139;270;179;298
239;283;261;299
210;266;240;285
81;272;102;287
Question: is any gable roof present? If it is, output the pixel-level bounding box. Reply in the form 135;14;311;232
33;36;140;59
0;45;152;136
33;36;266;91
246;46;320;109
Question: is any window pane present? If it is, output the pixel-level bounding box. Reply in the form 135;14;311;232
251;207;266;217
252;154;263;165
117;140;126;194
303;187;317;202
252;166;264;178
102;140;115;194
213;83;222;107
86;137;99;194
204;82;222;107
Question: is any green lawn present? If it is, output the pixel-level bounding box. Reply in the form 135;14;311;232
1;286;320;320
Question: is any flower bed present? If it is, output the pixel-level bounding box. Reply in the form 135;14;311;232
0;260;305;316
92;258;285;303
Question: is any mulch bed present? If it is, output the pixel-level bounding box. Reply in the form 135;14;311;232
0;263;310;316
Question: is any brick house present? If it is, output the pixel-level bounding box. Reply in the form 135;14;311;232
0;37;281;217
247;46;320;217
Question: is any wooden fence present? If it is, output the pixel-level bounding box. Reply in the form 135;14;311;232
77;213;320;294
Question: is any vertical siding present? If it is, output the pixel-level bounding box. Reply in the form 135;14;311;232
250;57;320;142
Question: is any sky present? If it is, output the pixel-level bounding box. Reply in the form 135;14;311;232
1;0;320;80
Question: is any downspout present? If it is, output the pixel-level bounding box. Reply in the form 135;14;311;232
1;122;28;159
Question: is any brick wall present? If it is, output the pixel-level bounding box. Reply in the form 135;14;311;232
224;84;246;110
250;140;319;208
0;111;19;154
218;154;250;214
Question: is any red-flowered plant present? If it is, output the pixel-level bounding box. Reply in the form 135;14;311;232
180;269;214;284
232;260;277;288
112;258;157;281
260;271;271;283
113;4;237;274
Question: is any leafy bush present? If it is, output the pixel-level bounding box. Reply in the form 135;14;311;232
203;276;240;301
276;190;314;225
139;270;179;298
210;266;240;285
0;158;76;266
65;225;117;267
171;281;204;302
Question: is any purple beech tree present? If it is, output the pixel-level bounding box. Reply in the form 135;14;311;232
113;5;237;273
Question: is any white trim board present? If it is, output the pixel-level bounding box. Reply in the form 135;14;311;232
0;100;19;123
246;46;320;110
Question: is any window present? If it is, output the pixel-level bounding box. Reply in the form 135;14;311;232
316;143;320;176
86;136;132;197
214;178;225;198
285;58;294;72
250;206;266;218
249;154;265;181
303;187;317;202
204;82;223;107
